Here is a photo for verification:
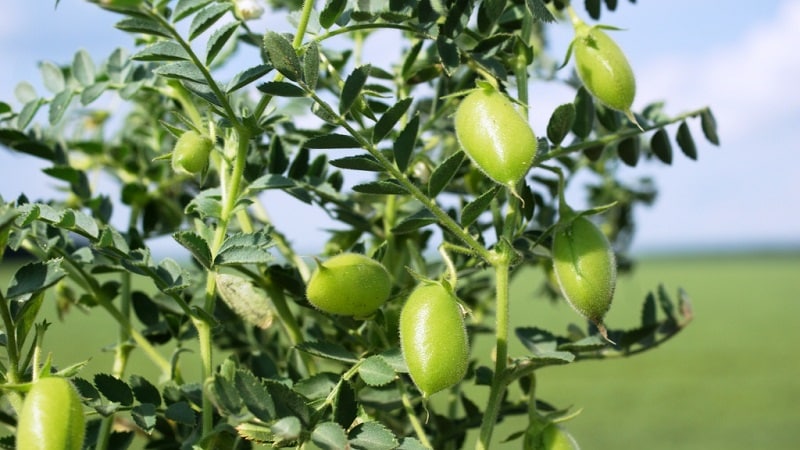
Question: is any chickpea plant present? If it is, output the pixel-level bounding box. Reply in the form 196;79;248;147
0;0;717;449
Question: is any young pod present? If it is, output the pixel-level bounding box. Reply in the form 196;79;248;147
17;377;85;450
171;129;213;175
305;252;392;317
399;282;469;397
454;85;537;191
572;20;638;126
551;215;617;338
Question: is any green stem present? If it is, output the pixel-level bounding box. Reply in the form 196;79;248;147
0;292;20;383
398;380;434;449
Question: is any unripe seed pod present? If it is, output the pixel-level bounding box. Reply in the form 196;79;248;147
17;377;85;450
454;85;537;191
305;252;392;317
399;282;469;397
551;215;616;338
572;20;638;127
171;130;213;174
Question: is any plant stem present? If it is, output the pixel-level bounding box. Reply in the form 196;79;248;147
398;380;434;449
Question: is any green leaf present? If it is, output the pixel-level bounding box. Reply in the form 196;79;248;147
6;259;66;300
303;41;320;90
393;115;419;172
585;0;601;20
320;0;347;28
17;99;44;130
596;103;621;132
39;61;65;93
641;291;657;327
265;381;311;425
235;369;276;421
153;61;206;83
352;180;408;195
173;0;212;22
392;208;437;234
572;87;594;139
348;422;398;450
272;416;302;443
428;150;464;197
81;82;110;105
288;147;310;179
227;64;272;93
129;375;162;406
358;356;396;387
333;380;357;429
115;17;171;38
296;341;358;364
305;134;361;149
72;50;96;86
15;81;37;103
257;81;306;97
165;402;196;425
42;166;91;199
329;154;386;172
247;174;295;192
48;90;74;125
373;97;413;143
210;374;243;415
525;0;556;22
94;373;135;406
173;231;212;269
131;404;158;433
547;103;576;146
263;31;302;81
557;335;607;353
293;373;338;401
650;128;672;165
676;121;698;160
461;186;500;227
399;437;430;450
206;21;239;65
617;136;640;167
436;35;460;75
340;65;370;115
189;2;232;40
215;274;273;328
700;108;720;145
312;422;349;450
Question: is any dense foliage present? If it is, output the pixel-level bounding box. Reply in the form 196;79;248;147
0;0;717;448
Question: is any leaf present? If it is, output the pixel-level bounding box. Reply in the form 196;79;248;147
557;335;607;352
676;121;698;160
293;373;338;401
426;149;464;197
215;230;274;266
15;81;37;103
329;155;386;172
174;0;212;22
81;82;110;106
6;259;66;300
320;0;347;28
17;99;44;130
247;174;295;192
173;231;212;269
39;61;65;93
206;21;239;65
210;374;243;415
263;32;302;81
227;64;272;93
585;0;601;20
129;375;162;406
234;369;276;421
352;180;408;195
572;87;594;139
48;90;74;125
305;134;361;149
312;422;349;450
547;103;576;146
461;186;499;227
215;273;274;329
189;2;232;40
333;380;357;429
650;128;672;165
288;147;309;179
72;50;96;86
296;341;358;364
303;41;320;90
393;115;419;172
115;17;171;38
436;35;459;75
94;373;134;406
525;0;556;22
348;421;398;450
641;291;657;327
257;81;306;97
271;416;302;443
392;208;437;234
617;136;640;167
358;356;396;387
265;381;311;425
340;65;371;115
131;404;158;433
153;61;206;83
165;402;196;425
700;108;720;145
373;97;413;143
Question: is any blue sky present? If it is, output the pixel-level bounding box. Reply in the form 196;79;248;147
1;0;798;254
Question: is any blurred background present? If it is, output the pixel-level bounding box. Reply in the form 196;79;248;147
1;1;799;449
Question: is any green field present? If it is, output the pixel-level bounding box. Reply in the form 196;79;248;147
5;252;799;449
474;251;800;450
